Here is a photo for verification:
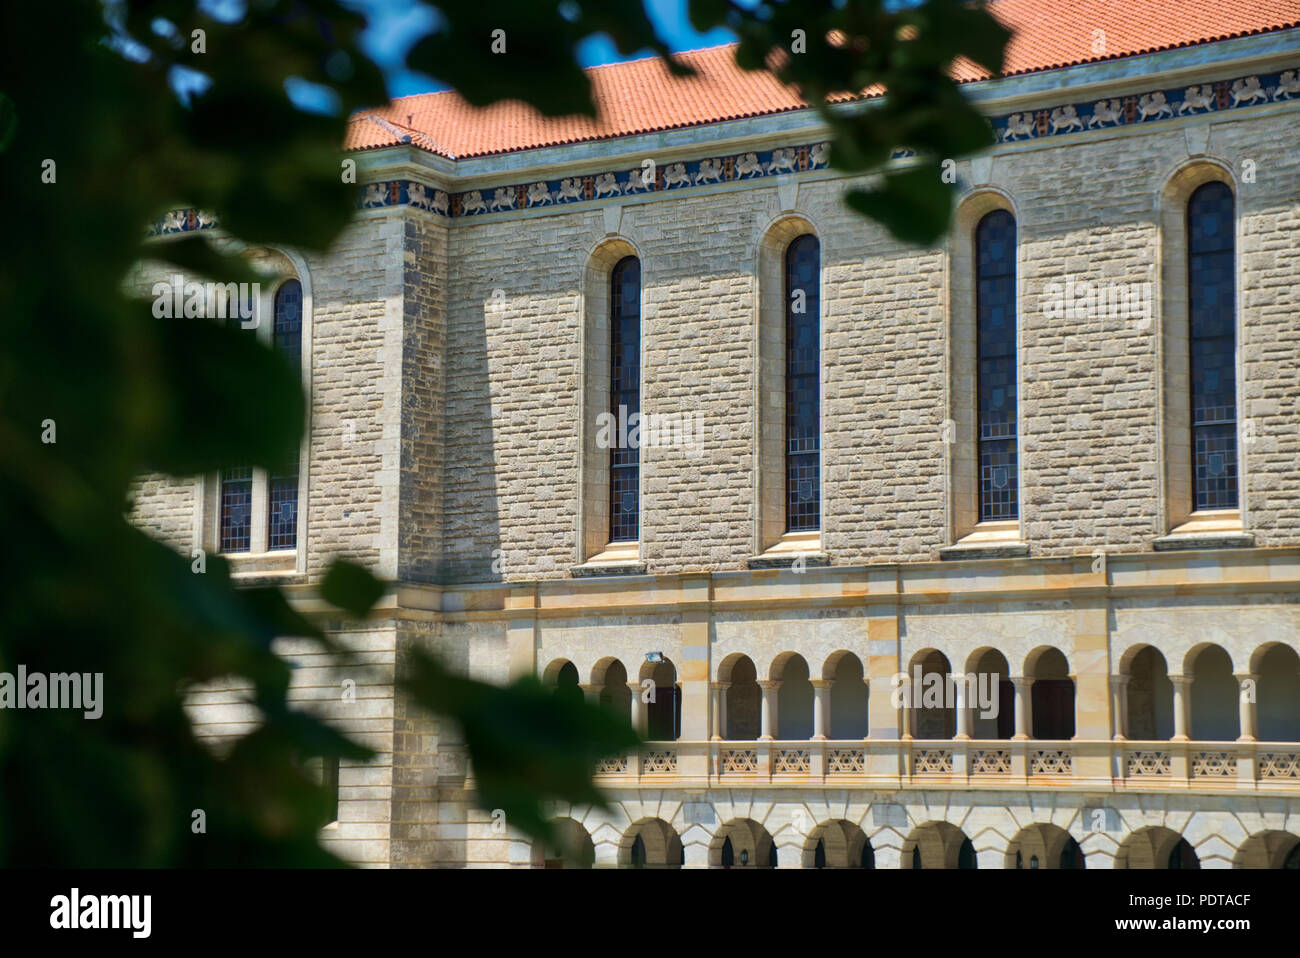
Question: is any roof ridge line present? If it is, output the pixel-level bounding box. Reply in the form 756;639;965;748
363;113;412;144
581;41;740;73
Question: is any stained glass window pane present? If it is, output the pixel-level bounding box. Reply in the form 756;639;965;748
270;278;304;549
274;279;303;375
609;257;640;542
785;234;820;532
268;470;298;551
220;466;253;553
976;210;1018;521
1188;181;1237;510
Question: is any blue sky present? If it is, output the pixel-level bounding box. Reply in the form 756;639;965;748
152;0;738;113
138;0;926;111
350;0;740;99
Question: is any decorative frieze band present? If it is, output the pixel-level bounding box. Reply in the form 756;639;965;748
148;66;1297;235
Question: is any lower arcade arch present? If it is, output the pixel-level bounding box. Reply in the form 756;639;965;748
900;821;977;869
1004;823;1085;869
1115;826;1200;869
1232;830;1300;869
535;817;595;869
710;818;777;868
802;819;874;868
618;817;684;868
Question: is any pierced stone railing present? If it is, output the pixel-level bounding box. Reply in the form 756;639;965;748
912;748;955;774
578;739;1300;791
1191;750;1235;778
827;747;866;773
1125;750;1172;777
774;748;811;774
1030;748;1073;775
641;750;678;774
720;748;758;774
1258;751;1300;779
971;748;1012;774
594;754;629;775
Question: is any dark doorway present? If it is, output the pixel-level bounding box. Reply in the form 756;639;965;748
645;660;680;740
1060;837;1085;869
555;661;582;706
998;678;1015;739
1169;838;1200;869
958;837;978;870
1032;679;1075;739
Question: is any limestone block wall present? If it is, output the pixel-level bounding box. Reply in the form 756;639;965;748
128;474;198;554
441;208;604;580
432;102;1300;582
182;622;398;867
301;212;406;581
392;614;510;866
398;213;449;584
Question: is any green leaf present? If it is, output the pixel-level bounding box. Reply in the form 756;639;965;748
845;163;956;245
0;91;16;153
320;559;387;618
133;313;305;476
147;233;266;289
399;648;639;843
687;0;729;34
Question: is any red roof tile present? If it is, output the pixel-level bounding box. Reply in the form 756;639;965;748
345;0;1300;158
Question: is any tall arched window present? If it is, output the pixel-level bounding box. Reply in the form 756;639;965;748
609;257;640;542
975;210;1017;521
268;279;302;550
215;265;307;560
1187;182;1236;511
785;235;820;531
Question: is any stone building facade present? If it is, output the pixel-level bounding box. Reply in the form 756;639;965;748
131;4;1300;867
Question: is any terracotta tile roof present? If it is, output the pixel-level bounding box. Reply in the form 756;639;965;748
345;0;1300;158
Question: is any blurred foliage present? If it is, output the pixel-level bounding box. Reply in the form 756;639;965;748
0;0;1004;866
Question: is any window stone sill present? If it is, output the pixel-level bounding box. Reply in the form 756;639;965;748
938;541;1029;561
226;550;298;576
1152;531;1255;551
570;561;648;578
746;552;829;570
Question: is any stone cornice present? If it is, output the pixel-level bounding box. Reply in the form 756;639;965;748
276;546;1300;622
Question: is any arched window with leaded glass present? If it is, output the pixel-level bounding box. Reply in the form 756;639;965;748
268;279;303;550
217;273;304;555
975;210;1017;521
609;256;640;542
1187;181;1237;511
785;234;820;532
